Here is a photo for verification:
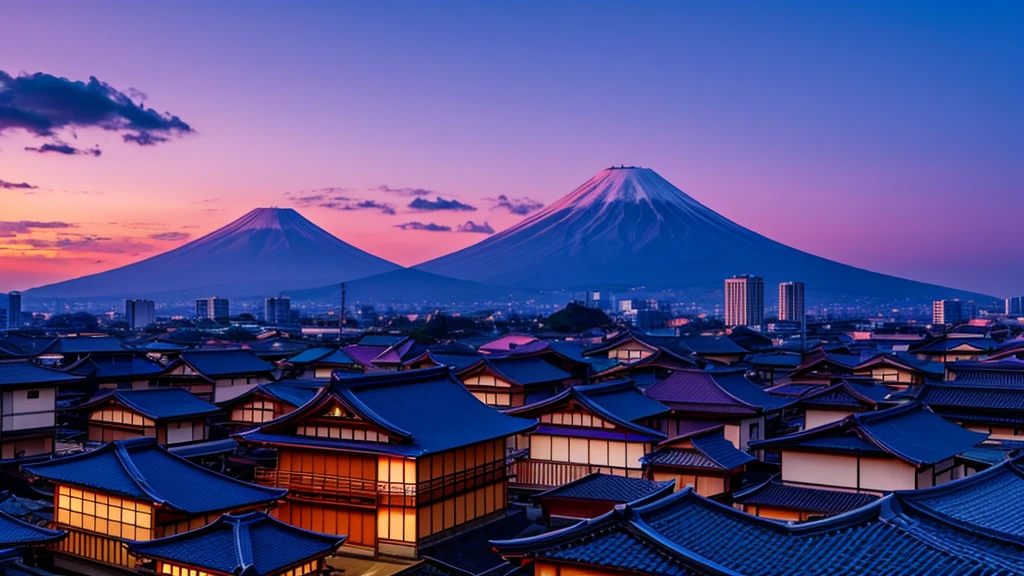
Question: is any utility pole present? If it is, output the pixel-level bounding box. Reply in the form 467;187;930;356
340;282;347;340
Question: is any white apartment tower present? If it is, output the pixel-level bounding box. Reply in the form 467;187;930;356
725;275;764;328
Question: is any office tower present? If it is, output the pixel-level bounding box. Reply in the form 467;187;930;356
125;299;156;329
264;296;291;324
196;297;229;322
778;282;806;326
725;275;764;328
7;291;21;330
932;299;964;326
1007;296;1024;316
0;308;7;332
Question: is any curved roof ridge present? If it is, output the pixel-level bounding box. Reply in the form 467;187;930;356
626;516;742;576
233;515;255;576
113;440;168;507
335;387;413;439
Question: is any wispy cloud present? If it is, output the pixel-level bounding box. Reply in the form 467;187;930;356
377;185;431;197
457;220;495;234
409;196;477;212
150;231;190;241
0;70;193;149
321;199;396;215
0;220;76;238
0;179;37;190
24;141;101;157
487;194;544;215
394;221;452;232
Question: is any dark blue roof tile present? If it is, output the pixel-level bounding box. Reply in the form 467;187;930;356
0;510;65;548
534;473;673;503
733;478;880;515
0;360;82;387
81;388;220;420
177;349;275;377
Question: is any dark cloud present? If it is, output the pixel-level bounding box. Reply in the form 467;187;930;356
377;185;432;197
488;195;544;215
457;220;495;234
409;196;477;212
0;70;193;147
24;140;101;156
53;236;153;254
150;231;190;241
0;179;37;190
320;199;396;215
0;220;76;237
394;221;452;232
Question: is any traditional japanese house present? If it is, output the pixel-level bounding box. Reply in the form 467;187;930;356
726;325;775;352
732;474;880;521
64;353;166;392
141;341;191;364
640;425;754;496
491;465;1024;576
393;557;474;576
477;334;540;355
851;352;943;386
744;351;803;385
283;347;361;379
456;356;571;408
79;388;220;446
0;508;66;549
918;374;1024;442
532;473;673;525
23;437;285;573
910;337;1002;363
159;349;276;403
404;350;484;373
341;334;423;372
584;332;698;387
217;381;324;431
751;402;985;497
0;360;82;463
680;337;748;366
127;512;345;576
785;350;861;385
795;378;901;429
947;358;1024;385
645;369;793;449
236;366;536;559
36;336;129;367
505;380;667;489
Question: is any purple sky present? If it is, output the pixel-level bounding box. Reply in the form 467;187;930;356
1;1;1022;296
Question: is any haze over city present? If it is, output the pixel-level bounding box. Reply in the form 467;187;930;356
3;1;1022;297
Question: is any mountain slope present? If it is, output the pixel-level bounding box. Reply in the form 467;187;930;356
289;268;535;305
27;208;400;299
417;167;991;300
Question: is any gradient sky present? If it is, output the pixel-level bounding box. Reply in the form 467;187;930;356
1;1;1022;296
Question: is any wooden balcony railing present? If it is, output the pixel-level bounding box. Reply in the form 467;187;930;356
256;468;383;499
52;527;137;569
510;458;642;488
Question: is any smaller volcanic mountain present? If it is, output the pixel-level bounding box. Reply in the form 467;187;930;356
27;208;400;300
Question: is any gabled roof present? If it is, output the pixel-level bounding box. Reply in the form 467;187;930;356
854;352;944;378
789;350;861;376
478;333;539;354
680;337;748;356
410;350;485;372
534;473;674;504
797;379;897;409
646;370;792;417
506;380;666;440
462;356;570;387
0;510;65;548
583;331;695;363
919;382;1024;423
38;336;129;356
0;360;83;387
80;388;220;420
357;334;406;347
219;381;324;410
642;426;755;471
744;351;803;369
912;337;1001;354
751;402;985;466
947;358;1024;387
493;479;1024;576
24;438;284;513
240;367;536;457
174;349;275;378
733;476;881;515
285;346;357;366
64;354;165;379
128;512;344;576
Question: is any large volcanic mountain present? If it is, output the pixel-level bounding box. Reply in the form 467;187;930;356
27;208;400;300
418;167;989;300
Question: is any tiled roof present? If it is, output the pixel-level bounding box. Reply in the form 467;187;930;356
733;477;880;515
854;352;944;376
0;510;65;548
423;351;485;372
394;557;475;576
81;388;220;420
752;402;986;466
643;426;755;471
745;352;803;369
242;367;536;457
534;473;673;503
506;380;666;440
493;481;1024;576
477;357;570;386
285;347;357;366
798;379;897;409
0;360;83;387
177;349;275;377
913;338;1001;354
128;512;344;576
24;438;284;513
681;337;748;356
920;383;1024;411
39;336;129;356
65;354;166;379
358;334;406;347
646;370;791;416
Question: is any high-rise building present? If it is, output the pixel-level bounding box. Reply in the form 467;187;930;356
0;308;7;332
125;299;156;330
932;299;964;326
196;297;229;322
778;282;806;328
1007;296;1024;317
725;275;764;328
264;296;291;324
7;290;21;330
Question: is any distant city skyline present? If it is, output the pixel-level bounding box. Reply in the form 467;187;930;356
2;2;1022;296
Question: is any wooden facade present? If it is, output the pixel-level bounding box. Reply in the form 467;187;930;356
0;361;72;463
